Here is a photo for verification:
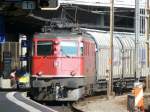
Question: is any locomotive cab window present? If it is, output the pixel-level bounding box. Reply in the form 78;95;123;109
37;41;53;56
60;41;78;57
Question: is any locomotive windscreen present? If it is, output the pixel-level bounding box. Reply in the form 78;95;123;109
37;41;53;55
60;41;78;56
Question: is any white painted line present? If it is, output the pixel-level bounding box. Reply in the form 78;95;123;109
21;93;58;112
6;92;42;112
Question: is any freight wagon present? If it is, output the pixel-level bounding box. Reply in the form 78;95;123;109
85;29;146;92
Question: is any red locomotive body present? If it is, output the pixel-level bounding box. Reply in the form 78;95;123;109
30;31;96;101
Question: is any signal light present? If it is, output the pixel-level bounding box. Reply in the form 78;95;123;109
39;0;60;10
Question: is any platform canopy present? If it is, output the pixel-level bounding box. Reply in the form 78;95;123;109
60;0;148;8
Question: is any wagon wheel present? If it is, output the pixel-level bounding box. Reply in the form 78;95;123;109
89;84;94;96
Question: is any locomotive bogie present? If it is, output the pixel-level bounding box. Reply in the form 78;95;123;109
30;77;86;101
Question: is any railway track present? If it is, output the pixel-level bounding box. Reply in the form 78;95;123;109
47;102;84;112
41;94;108;112
34;90;131;112
37;101;74;112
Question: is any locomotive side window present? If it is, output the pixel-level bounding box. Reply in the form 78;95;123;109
60;41;78;56
80;42;83;55
37;41;53;56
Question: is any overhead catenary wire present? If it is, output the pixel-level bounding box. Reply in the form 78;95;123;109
64;10;134;22
27;3;145;32
63;6;135;19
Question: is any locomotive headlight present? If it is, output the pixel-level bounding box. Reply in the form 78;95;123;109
54;41;59;45
54;60;60;67
36;71;43;76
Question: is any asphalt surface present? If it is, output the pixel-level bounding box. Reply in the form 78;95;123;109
0;91;58;112
0;92;27;112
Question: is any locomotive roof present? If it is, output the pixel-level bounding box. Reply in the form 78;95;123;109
34;31;85;39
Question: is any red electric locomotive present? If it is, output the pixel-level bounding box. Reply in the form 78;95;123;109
30;30;96;101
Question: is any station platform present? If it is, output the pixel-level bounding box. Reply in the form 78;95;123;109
74;95;127;112
74;92;150;112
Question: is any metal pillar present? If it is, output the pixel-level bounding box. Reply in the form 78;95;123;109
135;0;140;79
107;0;114;98
145;0;149;91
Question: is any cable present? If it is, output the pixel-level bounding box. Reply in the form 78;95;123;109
63;6;135;19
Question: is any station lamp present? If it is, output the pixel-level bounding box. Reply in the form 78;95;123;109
39;0;60;10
